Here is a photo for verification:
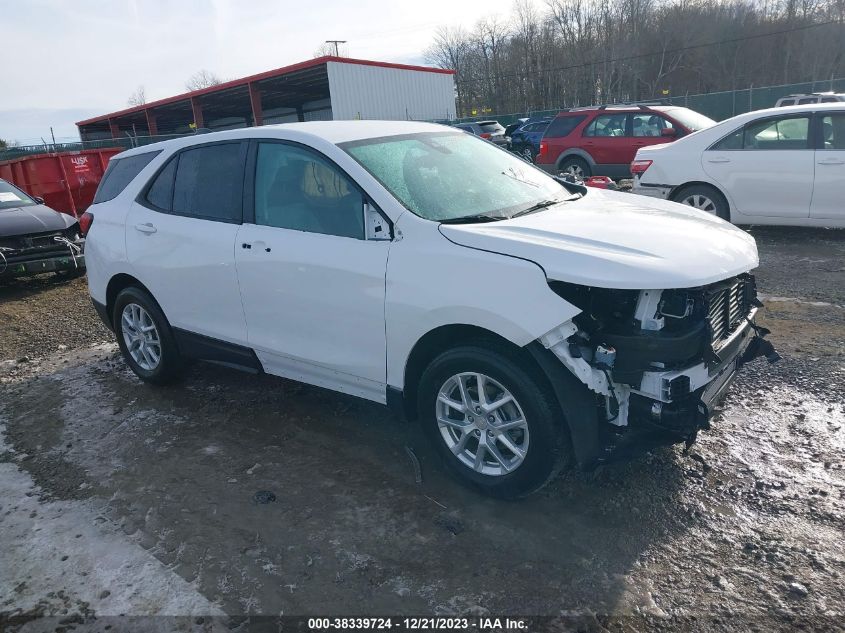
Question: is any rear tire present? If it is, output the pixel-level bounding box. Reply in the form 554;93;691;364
113;286;184;385
519;145;536;163
417;344;571;498
673;184;730;221
558;156;591;179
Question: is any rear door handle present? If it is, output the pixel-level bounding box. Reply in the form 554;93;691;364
707;157;731;164
134;223;157;234
817;158;845;165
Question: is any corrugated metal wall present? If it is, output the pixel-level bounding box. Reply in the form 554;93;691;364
327;62;455;121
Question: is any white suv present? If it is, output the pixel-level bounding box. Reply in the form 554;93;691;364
84;121;776;497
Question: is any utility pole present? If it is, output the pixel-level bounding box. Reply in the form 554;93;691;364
325;40;346;56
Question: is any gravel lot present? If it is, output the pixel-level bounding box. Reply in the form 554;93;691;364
1;227;843;631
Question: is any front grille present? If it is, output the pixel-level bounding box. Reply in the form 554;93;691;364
706;277;752;349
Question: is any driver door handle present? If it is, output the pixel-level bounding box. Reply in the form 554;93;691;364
818;158;845;165
707;157;731;164
134;223;157;234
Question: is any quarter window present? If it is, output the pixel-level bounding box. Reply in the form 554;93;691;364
544;115;586;138
144;157;177;211
254;143;364;240
172;143;244;222
584;113;628;137
93;151;160;204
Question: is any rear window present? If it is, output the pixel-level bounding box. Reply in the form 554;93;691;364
544;115;587;138
662;108;715;132
0;179;37;209
478;122;504;133
93;151;160;204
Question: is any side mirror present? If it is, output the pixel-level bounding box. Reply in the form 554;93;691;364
364;201;392;241
661;127;677;138
34;196;45;204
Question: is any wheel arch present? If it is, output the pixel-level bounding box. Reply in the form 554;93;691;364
105;273;160;327
669;180;733;220
554;149;595;171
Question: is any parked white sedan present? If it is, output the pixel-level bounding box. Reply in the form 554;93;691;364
631;103;845;227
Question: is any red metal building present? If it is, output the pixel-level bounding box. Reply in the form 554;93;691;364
77;56;456;141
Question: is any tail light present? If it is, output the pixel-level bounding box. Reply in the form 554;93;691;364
479;132;492;139
539;140;548;157
78;211;94;236
630;159;653;177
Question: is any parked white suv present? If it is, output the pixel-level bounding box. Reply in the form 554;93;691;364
84;121;777;497
631;103;845;227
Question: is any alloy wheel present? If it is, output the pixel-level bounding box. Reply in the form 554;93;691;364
681;193;717;213
121;303;162;371
436;372;529;476
562;163;585;178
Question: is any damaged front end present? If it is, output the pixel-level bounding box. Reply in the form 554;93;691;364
539;274;779;467
0;227;85;280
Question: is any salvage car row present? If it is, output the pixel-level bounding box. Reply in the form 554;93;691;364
458;100;845;228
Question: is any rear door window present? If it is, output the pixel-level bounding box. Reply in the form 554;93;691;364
712;116;810;150
171;142;245;222
632;113;674;137
543;115;586;138
797;97;818;104
584;113;628;137
93;151;160;203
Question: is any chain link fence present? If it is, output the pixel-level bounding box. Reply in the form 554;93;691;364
0;133;190;163
438;78;845;126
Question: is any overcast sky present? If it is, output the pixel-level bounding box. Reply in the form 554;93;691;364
0;0;522;144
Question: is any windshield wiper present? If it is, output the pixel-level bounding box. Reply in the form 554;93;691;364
439;213;506;224
510;199;562;218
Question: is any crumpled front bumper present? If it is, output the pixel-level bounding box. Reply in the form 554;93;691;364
0;240;85;279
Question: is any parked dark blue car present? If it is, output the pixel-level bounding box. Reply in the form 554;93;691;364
509;119;551;162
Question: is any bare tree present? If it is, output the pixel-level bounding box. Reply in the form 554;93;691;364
185;70;223;91
314;42;348;57
127;85;146;107
427;0;845;116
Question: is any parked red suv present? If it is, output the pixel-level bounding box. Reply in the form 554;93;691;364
536;104;715;179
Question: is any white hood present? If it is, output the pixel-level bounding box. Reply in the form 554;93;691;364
439;188;758;290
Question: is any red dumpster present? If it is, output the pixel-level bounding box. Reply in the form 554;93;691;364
0;148;123;218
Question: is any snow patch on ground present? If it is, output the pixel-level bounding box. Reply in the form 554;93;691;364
0;422;224;619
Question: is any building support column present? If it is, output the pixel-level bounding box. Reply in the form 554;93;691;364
145;109;159;136
191;97;204;129
296;105;305;122
108;119;120;139
248;82;263;127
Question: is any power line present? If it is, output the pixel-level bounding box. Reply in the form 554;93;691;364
454;19;842;86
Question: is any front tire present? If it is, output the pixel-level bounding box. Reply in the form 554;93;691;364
113;286;184;385
417;344;570;498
